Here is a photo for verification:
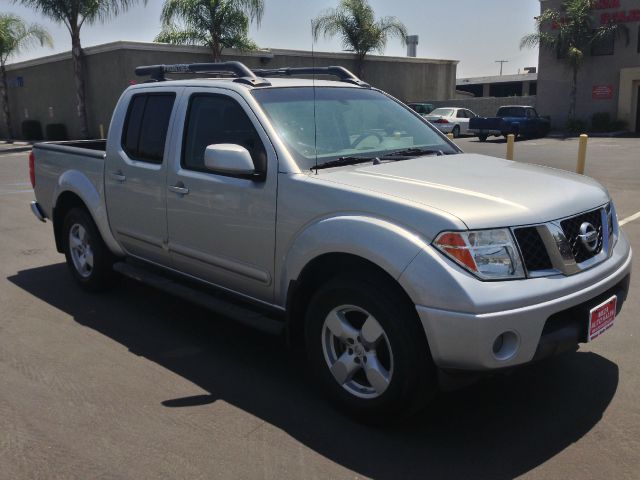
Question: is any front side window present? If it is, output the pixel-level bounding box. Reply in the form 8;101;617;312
253;87;458;170
122;93;176;164
182;94;266;174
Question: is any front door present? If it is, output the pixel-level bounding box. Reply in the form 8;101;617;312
166;88;277;303
105;89;180;265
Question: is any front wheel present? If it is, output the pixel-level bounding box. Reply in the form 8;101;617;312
63;207;117;292
478;133;488;142
304;274;436;423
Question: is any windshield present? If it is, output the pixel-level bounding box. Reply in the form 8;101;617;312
430;108;454;117
252;87;457;170
497;107;525;117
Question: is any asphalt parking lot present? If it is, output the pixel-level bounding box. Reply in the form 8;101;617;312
1;139;639;479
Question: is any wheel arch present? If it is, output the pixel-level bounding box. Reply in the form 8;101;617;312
285;252;424;348
52;173;124;256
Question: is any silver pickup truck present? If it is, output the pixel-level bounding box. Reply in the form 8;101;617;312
29;62;632;422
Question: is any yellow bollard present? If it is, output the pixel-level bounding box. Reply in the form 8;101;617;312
446;132;454;140
506;134;515;160
576;134;588;174
99;124;105;139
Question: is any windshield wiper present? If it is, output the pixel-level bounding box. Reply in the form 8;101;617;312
380;148;446;159
312;156;375;171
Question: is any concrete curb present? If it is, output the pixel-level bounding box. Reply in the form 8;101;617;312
0;146;32;155
0;141;33;155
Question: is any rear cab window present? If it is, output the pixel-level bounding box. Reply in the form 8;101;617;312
122;93;176;163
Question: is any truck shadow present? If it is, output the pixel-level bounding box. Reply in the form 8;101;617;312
8;263;619;480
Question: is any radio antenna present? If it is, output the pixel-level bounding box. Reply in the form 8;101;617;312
311;20;318;174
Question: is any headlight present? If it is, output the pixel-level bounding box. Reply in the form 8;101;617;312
433;229;525;280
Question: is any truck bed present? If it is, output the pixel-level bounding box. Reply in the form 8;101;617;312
32;140;107;220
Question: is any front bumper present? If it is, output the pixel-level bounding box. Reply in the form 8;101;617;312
404;232;632;370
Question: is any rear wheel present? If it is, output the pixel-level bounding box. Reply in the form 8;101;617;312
452;125;461;138
478;133;488;142
63;207;117;292
304;274;436;423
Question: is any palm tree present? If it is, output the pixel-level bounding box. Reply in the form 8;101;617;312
521;0;626;120
155;0;264;61
0;14;52;140
312;0;407;79
15;0;147;139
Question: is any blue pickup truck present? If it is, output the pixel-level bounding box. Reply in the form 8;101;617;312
469;106;550;142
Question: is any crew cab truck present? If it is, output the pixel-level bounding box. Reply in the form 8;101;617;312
469;105;551;142
29;62;632;422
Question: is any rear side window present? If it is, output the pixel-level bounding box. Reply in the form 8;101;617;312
122;93;176;164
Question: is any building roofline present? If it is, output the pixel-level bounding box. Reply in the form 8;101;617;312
6;40;459;71
457;72;538;86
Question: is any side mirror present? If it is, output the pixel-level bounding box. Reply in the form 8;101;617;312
204;144;255;176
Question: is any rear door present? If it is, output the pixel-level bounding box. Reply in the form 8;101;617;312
105;88;180;265
165;88;278;302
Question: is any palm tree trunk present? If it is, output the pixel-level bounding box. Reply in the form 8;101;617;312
212;35;222;62
71;29;89;139
356;52;366;79
569;65;578;119
0;62;14;140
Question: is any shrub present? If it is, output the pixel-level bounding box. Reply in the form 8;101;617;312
45;123;68;141
565;118;588;134
21;120;43;141
590;112;611;132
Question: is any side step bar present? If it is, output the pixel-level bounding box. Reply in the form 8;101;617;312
113;261;285;336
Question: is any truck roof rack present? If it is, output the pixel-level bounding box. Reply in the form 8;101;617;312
252;66;370;87
134;61;272;86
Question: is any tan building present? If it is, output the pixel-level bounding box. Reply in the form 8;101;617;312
537;0;640;131
1;41;458;140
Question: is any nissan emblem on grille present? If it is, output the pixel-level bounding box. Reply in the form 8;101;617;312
579;222;599;252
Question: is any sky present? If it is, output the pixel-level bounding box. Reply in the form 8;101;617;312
4;0;541;79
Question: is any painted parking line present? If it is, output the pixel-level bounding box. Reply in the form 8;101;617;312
620;211;640;227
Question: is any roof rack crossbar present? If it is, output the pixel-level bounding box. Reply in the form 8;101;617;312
252;66;370;87
134;61;271;86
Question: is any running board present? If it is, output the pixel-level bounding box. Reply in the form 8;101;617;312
113;261;285;335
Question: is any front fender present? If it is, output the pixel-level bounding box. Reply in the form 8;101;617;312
53;170;124;256
279;215;429;303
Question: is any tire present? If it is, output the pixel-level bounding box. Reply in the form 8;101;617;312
304;273;437;424
62;207;117;292
452;125;461;138
478;134;488;142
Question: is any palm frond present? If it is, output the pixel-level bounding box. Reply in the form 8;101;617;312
0;13;53;64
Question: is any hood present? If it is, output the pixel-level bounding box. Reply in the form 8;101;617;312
316;153;609;229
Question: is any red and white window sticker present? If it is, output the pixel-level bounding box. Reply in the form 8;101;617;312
588;296;617;341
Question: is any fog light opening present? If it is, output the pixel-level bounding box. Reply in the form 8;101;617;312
492;331;519;361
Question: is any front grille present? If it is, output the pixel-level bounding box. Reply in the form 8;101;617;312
514;227;553;272
560;208;603;263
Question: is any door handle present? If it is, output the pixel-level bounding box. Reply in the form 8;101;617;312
168;184;189;195
109;170;126;182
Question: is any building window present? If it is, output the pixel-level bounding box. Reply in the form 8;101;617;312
529;82;537;96
591;31;615;56
490;82;523;97
637;26;640;53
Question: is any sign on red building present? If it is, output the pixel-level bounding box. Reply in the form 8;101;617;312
592;85;614;100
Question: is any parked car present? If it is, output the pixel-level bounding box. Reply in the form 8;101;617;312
469;105;551;142
407;102;435;115
29;62;632;423
425;107;479;138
